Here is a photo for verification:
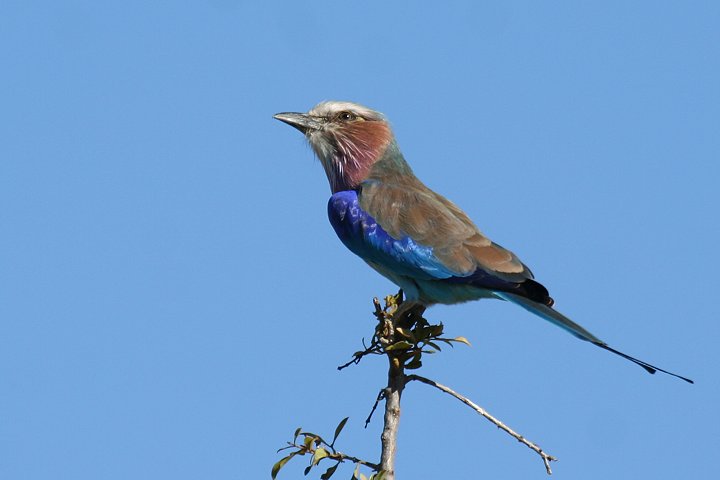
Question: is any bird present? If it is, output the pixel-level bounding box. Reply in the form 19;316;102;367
273;100;692;384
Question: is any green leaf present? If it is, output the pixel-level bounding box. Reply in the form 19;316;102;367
304;465;312;476
413;326;430;341
352;463;361;480
373;471;387;480
395;327;414;340
303;435;314;449
320;462;339;479
429;324;444;336
405;353;422;370
453;336;471;346
293;427;302;443
426;341;442;351
385;340;412;351
312;447;329;466
332;417;349;445
405;359;422;369
271;453;296;479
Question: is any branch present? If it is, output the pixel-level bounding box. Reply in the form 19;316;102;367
380;350;404;479
405;374;557;475
283;442;380;471
377;293;426;480
272;422;381;480
374;291;424;480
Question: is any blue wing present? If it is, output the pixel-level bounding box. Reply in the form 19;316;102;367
328;190;459;281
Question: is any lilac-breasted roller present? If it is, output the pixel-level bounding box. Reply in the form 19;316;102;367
274;101;692;383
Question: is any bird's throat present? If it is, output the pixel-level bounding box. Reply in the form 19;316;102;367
314;122;394;193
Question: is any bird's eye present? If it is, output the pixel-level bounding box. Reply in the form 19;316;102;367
337;111;358;122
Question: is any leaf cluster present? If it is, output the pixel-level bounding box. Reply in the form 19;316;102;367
389;314;470;370
340;292;470;371
272;418;383;480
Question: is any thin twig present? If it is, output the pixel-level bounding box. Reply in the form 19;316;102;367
365;389;385;428
328;452;380;471
337;352;367;371
337;342;384;371
285;442;380;470
406;374;557;475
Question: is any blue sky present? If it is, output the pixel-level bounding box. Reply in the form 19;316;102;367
1;1;718;479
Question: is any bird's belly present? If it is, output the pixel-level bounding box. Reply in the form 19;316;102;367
414;279;498;305
365;260;498;305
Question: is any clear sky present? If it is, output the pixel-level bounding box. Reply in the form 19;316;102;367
1;1;718;479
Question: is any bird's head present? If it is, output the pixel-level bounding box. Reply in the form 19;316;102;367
274;101;394;192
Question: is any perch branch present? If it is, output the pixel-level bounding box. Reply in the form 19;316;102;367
380;351;404;479
377;296;425;480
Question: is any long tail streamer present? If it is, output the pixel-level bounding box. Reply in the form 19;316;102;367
493;291;693;384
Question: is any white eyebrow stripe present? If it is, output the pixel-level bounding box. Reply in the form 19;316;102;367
309;101;385;121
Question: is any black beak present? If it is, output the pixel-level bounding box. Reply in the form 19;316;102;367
273;112;325;134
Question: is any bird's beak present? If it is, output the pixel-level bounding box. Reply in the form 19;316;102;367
273;112;325;134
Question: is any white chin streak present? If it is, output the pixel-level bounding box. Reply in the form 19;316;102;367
308;131;341;189
307;128;372;192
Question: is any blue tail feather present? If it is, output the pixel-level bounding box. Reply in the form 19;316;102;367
494;291;694;383
494;291;603;344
